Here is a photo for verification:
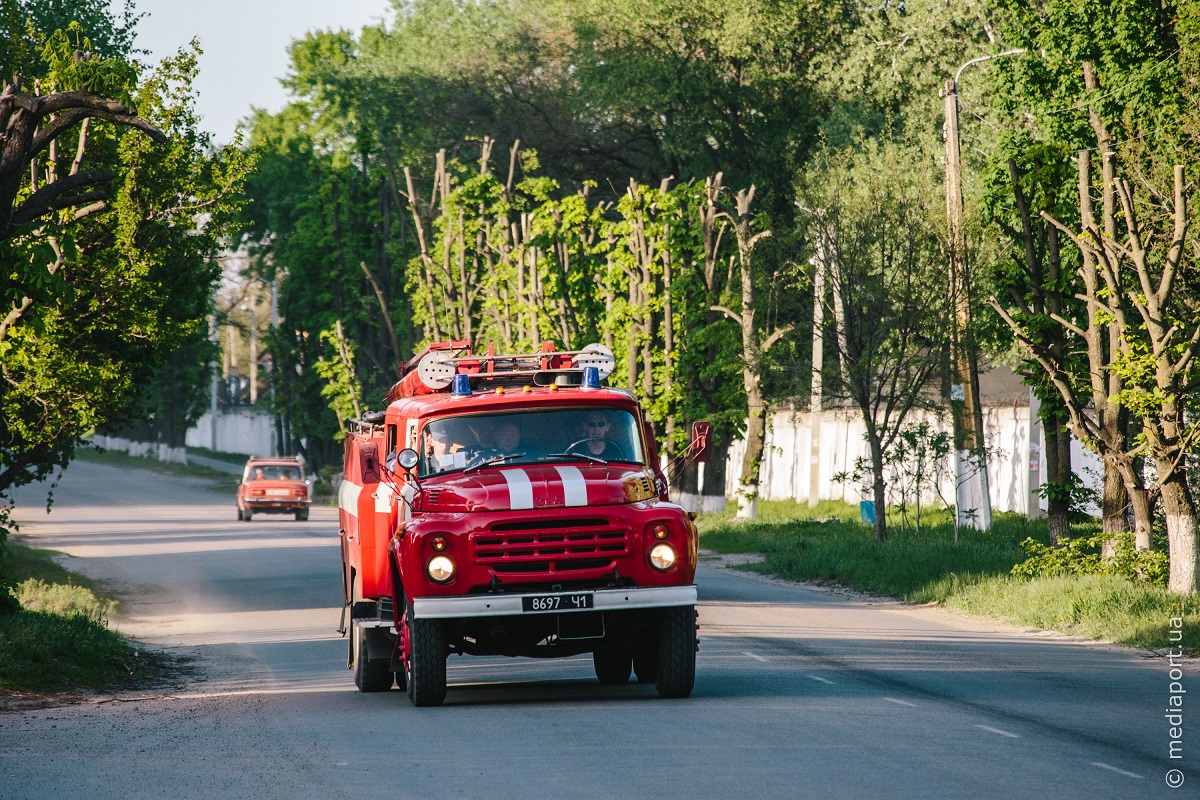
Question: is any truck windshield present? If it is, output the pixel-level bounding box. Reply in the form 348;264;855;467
420;408;646;475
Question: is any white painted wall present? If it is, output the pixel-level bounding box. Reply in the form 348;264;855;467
722;405;1103;515
89;434;187;464
186;410;277;457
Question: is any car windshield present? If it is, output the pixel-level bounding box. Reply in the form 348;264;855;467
420;408;645;476
247;465;303;481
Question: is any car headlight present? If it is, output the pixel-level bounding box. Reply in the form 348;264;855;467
648;543;677;571
427;555;455;583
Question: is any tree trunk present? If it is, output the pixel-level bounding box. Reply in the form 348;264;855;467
1043;407;1070;545
736;379;765;519
700;433;729;513
867;429;887;542
1161;474;1199;594
673;460;700;512
1101;454;1128;554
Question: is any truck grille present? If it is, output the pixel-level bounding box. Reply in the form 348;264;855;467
472;518;630;574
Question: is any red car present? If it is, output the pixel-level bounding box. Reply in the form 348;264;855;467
237;457;311;521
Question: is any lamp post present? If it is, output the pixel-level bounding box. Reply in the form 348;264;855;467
942;49;1024;531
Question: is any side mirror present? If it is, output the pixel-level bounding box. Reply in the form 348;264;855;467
691;421;712;463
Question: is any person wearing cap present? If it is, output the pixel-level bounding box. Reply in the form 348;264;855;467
427;420;470;472
575;412;625;460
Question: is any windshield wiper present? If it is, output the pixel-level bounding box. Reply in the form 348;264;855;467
464;453;526;474
547;452;608;465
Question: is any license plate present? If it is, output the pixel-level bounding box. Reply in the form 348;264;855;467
522;593;594;613
266;489;290;496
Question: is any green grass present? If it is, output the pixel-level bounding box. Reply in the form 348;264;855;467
0;543;179;695
186;445;253;466
699;498;1199;652
6;543;118;620
0;611;142;693
946;574;1200;651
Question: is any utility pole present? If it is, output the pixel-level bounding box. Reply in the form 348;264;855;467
209;310;219;452
270;277;282;456
941;51;1022;530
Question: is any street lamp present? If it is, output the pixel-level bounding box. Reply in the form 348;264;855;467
942;48;1025;532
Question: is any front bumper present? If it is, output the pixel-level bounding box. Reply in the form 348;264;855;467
411;584;696;620
245;497;312;507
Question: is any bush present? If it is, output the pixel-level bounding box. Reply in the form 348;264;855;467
15;578;116;621
1011;532;1169;586
0;516;20;617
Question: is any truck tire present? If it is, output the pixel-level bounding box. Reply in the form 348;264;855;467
352;624;394;693
632;640;659;683
654;606;696;699
592;649;632;684
405;612;447;707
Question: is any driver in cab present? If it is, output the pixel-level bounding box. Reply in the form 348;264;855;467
573;412;624;460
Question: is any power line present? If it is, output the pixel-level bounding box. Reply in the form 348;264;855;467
1022;46;1181;118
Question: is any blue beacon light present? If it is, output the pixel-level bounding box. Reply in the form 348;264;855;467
580;366;601;391
450;373;472;397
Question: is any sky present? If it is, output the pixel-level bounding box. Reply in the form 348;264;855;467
117;0;394;145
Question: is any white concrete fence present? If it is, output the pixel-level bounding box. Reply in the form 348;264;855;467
186;410;278;456
89;434;188;465
718;405;1102;515
90;410;279;466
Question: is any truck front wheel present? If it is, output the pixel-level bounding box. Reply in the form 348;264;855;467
655;606;696;699
403;607;447;707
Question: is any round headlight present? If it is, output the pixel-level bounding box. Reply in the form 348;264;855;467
648;543;677;571
427;555;455;582
397;448;419;470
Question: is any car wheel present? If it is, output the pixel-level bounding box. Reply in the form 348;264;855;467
295;510;308;522
237;507;243;521
243;509;253;522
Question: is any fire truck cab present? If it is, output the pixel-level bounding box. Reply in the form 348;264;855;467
339;342;709;706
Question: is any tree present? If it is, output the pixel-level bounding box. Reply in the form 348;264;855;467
711;186;794;518
1033;154;1200;594
799;139;951;542
988;141;1155;549
0;22;250;513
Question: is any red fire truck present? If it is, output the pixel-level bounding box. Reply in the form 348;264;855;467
338;341;710;706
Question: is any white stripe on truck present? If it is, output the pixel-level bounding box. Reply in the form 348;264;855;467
554;465;588;507
338;480;362;517
501;468;534;510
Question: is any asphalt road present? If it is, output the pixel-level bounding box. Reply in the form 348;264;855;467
1;459;1194;799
